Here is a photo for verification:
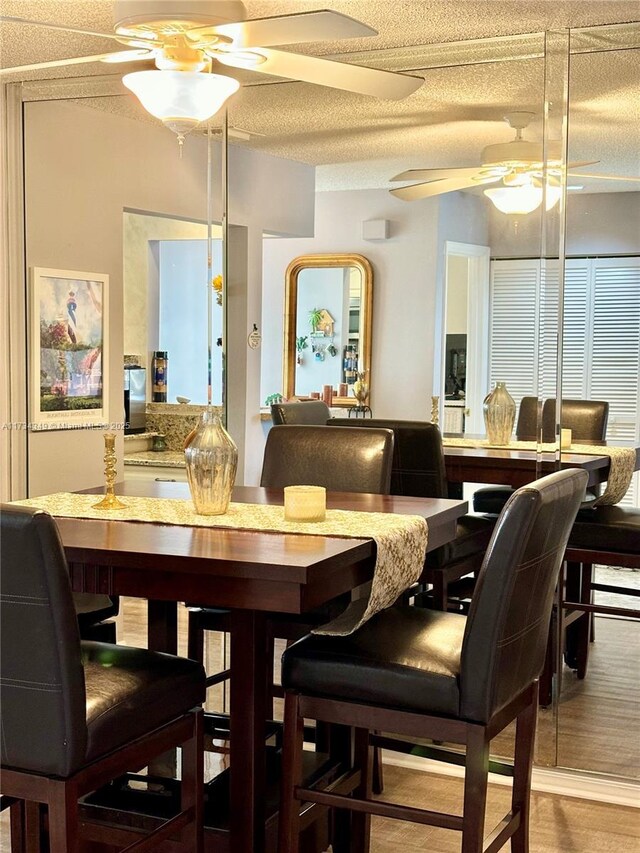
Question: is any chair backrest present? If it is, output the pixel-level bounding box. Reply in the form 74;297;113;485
515;396;542;441
329;418;448;499
260;425;394;494
0;505;87;776
271;400;332;425
459;469;587;723
542;399;609;443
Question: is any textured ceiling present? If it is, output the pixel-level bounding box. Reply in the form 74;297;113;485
2;2;639;193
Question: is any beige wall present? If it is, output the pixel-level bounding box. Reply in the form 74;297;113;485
445;255;469;335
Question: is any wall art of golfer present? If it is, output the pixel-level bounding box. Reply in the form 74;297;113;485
30;268;109;429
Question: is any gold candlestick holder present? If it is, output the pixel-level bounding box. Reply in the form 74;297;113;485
92;433;127;510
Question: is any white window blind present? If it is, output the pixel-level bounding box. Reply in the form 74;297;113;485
490;256;640;506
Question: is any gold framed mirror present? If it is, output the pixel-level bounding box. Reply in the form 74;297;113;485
283;254;373;407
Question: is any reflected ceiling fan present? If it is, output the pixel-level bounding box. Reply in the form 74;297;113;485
1;0;422;146
390;111;639;214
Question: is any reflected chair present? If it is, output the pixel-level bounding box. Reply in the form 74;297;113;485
278;469;587;853
271;400;332;425
473;398;608;516
329;418;494;610
560;504;640;680
0;504;206;852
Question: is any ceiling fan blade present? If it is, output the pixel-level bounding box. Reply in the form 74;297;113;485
390;167;487;183
568;172;640;182
190;10;376;49
216;48;421;100
0;14;132;42
0;51;151;76
390;175;501;202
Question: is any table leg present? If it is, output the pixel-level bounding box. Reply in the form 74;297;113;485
230;609;268;853
147;600;178;654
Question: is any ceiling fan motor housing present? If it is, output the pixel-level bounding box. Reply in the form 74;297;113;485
114;0;247;33
481;139;562;167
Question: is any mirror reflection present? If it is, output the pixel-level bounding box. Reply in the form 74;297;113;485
283;254;372;406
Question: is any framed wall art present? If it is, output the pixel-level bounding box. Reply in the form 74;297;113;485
30;267;109;429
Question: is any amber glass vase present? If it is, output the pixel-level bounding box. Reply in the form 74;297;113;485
483;382;516;446
185;409;238;515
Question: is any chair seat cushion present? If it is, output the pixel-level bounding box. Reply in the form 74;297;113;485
82;641;205;762
281;606;465;716
568;505;640;554
472;486;513;515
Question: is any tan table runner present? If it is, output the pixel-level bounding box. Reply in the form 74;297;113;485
442;438;636;505
13;493;428;636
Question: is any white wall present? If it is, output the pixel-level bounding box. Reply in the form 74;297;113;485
23;99;314;495
262;189;442;423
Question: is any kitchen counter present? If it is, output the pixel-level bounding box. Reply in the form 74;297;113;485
124;450;186;468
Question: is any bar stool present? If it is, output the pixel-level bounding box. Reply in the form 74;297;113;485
1;504;206;852
278;469;587;853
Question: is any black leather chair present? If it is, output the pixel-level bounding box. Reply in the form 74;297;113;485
473;398;609;515
0;504;206;852
278;469;588;853
271;400;332;425
329;418;494;610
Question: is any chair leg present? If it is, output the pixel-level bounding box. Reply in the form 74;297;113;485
47;781;78;853
511;686;537;853
372;740;384;795
278;692;305;853
462;726;489;853
352;727;373;853
181;708;204;852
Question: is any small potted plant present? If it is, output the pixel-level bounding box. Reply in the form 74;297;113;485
296;335;308;364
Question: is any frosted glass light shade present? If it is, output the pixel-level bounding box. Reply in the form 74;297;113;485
485;181;562;215
484;185;542;215
123;70;239;136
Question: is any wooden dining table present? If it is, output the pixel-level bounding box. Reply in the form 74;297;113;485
442;440;640;489
56;481;469;853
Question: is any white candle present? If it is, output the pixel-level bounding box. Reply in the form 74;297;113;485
561;428;572;450
284;485;326;523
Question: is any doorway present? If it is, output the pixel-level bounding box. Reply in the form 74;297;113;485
441;241;490;435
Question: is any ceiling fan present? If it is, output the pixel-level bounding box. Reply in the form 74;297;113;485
1;0;422;146
390;111;639;213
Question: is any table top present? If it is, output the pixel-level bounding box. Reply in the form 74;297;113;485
442;441;640;488
63;482;467;614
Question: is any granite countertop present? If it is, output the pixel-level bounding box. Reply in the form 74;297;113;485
124;450;186;468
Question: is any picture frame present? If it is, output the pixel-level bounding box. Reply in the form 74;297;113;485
30;267;109;430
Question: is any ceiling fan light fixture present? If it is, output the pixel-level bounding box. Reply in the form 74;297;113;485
484;185;543;215
123;69;239;140
484;179;562;215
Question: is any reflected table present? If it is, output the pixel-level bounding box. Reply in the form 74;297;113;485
442;441;640;489
57;482;468;853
